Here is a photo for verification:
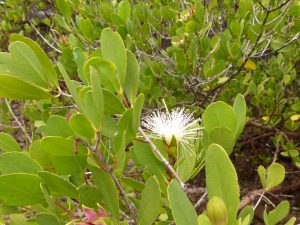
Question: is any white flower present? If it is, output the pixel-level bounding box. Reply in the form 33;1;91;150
142;108;201;154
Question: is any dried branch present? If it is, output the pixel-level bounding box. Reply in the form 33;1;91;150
4;99;31;144
28;18;62;53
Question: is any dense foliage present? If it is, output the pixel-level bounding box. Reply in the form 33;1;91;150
0;0;299;225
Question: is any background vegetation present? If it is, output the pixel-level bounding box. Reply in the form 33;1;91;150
0;0;299;224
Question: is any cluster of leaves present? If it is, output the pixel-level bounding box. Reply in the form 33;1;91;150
0;0;299;225
50;0;300;165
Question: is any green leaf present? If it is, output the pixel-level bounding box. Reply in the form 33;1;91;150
206;144;239;225
124;50;139;103
266;163;285;190
122;177;145;192
284;217;296;225
118;0;131;21
36;213;61;225
138;176;161;225
0;173;44;206
132;141;167;181
73;47;87;83
7;41;48;88
78;185;103;209
84;57;118;92
91;169;120;219
101;28;127;88
176;147;196;182
69;114;95;140
91;67;104;129
257;165;267;189
239;206;254;225
208;126;235;155
197;214;212;225
58;62;85;113
0;132;21;152
168;180;198;225
9;35;58;87
269;200;289;225
0;152;42;175
38;171;78;199
83;90;102;129
103;89;126;115
29;140;53;171
44;115;73;138
41;137;87;156
0;74;53;100
202;101;237;134
132;93;144;133
41;137;87;174
56;0;72;21
233;94;247;138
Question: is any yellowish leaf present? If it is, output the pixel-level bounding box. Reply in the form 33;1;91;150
262;116;270;121
290;114;300;121
244;59;256;70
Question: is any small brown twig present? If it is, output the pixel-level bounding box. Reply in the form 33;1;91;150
4;99;32;144
239;180;300;209
53;199;79;219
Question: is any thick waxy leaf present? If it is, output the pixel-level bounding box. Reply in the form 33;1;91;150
0;152;42;174
208;126;235;155
103;89;126;115
78;185;103;209
202;101;237;134
84;57;118;92
124;50;139;103
41;137;87;174
38;171;78;199
206;144;239;225
36;213;61;225
9;34;58;87
58;62;86;113
132;93;144;134
0;173;44;206
138;176;161;225
197;214;212;225
118;0;131;21
268;201;290;225
266;163;285;190
44;115;73;138
168;180;198;225
0;75;53;100
90;67;104;129
69;114;95;140
8;41;48;88
233;94;247;138
91;169;120;219
101;28;127;87
239;206;254;225
0;132;21;152
132;141;167;181
29;140;53;171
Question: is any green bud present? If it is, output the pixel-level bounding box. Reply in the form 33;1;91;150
163;135;177;156
206;197;228;225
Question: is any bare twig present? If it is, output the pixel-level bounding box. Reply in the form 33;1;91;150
4;99;31;144
111;173;137;217
77;135;138;219
28;19;62;53
194;191;208;209
138;127;186;190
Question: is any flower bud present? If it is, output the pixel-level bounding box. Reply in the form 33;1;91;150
206;196;228;225
163;135;177;156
